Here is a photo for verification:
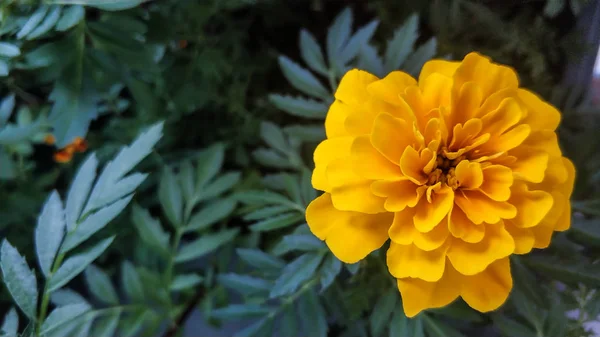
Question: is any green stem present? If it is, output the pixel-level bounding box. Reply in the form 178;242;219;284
328;69;338;93
36;252;66;334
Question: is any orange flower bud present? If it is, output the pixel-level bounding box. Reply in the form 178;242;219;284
44;134;56;146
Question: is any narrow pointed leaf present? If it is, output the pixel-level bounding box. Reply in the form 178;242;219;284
0;241;38;318
35;191;66;277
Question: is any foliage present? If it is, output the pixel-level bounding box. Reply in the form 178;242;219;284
0;0;599;337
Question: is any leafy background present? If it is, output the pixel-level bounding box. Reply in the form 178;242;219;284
0;0;600;336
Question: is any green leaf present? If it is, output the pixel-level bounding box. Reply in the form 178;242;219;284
0;150;16;180
119;309;153;337
384;14;419;73
270;252;324;298
35;191;66;277
234;317;272;337
186;198;237;232
0;240;38;319
404;38;437;76
278;56;330;100
252;149;295;169
0;60;8;77
17;5;50;39
544;0;565;17
524;255;600;287
179;161;195;202
0;43;20;58
84;265;119;305
0;95;15;126
269;94;328;119
85;122;163;213
199;172;241;201
65;154;98;231
90;310;120;337
250;213;305;232
196;143;225;190
491;314;536;337
48;0;146;11
319;254;342;291
61;196;132;253
40;303;90;336
212;304;272;320
283;124;325;143
121;261;144;302
260;121;289;153
243;206;291;221
326;7;353;72
272;234;324;255
0;308;18;337
218;273;272;296
27;6;62;40
159;167;183;227
56;6;85;32
175;229;239;263
389;310;424;337
50;289;88;306
131;204;170;253
49;236;115;291
339;20;379;65
279;306;299;337
570;218;600;247
170;273;203;291
236;248;285;272
422;314;466;337
299;29;328;76
299;289;328;337
236;190;299;210
370;288;398;337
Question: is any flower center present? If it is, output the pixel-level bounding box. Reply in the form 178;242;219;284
427;153;464;190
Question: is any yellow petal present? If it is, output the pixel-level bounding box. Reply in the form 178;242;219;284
325;100;352;138
460;258;512;313
389;208;417;245
387;242;449;282
306;193;393;263
483;124;530;153
516;89;560;131
396;261;461;318
504;220;534;254
447;222;515;275
400;146;432;185
449;118;483;151
350;136;403;180
509;182;553;228
367;71;417;107
451;82;484;126
327;159;386;214
413;218;450;251
448;206;486;243
455;160;483;189
453;52;519;99
479;164;513;201
335;69;379;105
371;113;417;164
522;130;561;157
480;98;523;136
419;59;461;82
372;180;422;212
530;219;555;249
508;146;549;184
420;73;453;112
413;186;454;232
312;137;354;191
455;190;517;224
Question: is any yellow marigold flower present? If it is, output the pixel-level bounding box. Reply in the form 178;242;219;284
305;52;575;317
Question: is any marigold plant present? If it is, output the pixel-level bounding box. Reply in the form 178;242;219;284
306;52;575;317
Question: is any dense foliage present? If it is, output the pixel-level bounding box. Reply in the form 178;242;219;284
0;0;599;336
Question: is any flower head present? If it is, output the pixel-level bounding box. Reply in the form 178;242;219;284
53;136;88;164
306;52;575;317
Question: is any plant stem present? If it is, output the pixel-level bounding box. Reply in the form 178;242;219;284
36;252;66;334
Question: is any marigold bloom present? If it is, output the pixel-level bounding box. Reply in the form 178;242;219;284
305;52;575;317
52;136;88;164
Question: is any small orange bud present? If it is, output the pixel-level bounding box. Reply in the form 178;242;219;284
53;150;73;163
72;137;88;153
179;40;188;48
44;134;56;145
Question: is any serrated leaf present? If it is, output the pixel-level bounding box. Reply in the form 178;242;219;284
236;248;285;272
0;61;7;77
159;167;183;227
84;122;163;213
370;288;398;337
0;308;18;337
121;261;144;302
525;255;600;287
269;94;328;119
61;196;132;253
404;38;437;76
17;6;50;39
196;143;225;190
242;206;291;221
65;154;98;231
212;304;272;320
170;273;203;291
278;56;330;100
218;273;272;296
50;289;88;307
299;289;327;337
544;0;565;17
131;204;170;253
27;6;62;40
319;254;342;290
0;240;38;319
179;161;195;202
90;310;120;337
0;95;15;126
235;190;300;210
234;317;272;337
49;236;115;291
260;121;289;153
175;229;239;263
279;306;299;337
35;191;66;277
340;20;379;64
198;172;241;201
119;309;152;337
423;314;465;337
252;148;294;169
326;7;353;73
47;0;146;11
250;213;305;232
56;6;85;31
272;234;324;255
283;124;325;142
299;29;328;76
384;14;419;73
0;43;20;58
40;303;90;336
84;265;119;305
186;198;237;232
0;150;16;180
270;252;324;298
492;314;536;337
389;310;424;337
